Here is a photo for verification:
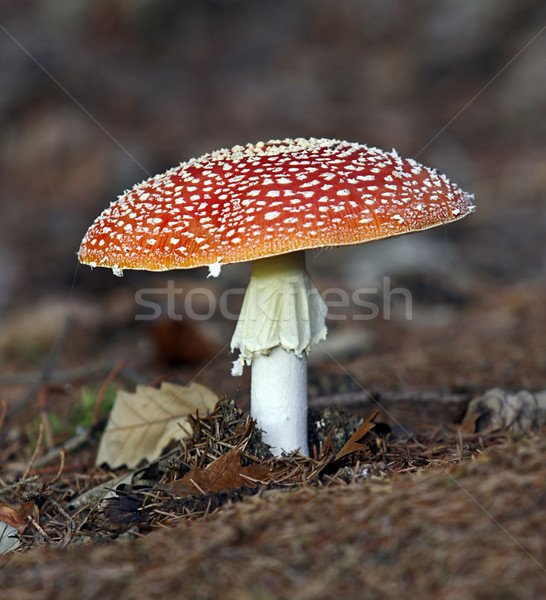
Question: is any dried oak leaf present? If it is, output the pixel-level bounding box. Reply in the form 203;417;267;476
0;500;37;531
334;410;378;462
96;381;218;469
0;501;36;554
169;449;269;496
0;506;27;531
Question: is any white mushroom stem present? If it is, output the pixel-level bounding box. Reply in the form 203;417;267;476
231;251;328;456
251;347;309;456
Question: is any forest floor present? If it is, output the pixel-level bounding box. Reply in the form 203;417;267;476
0;276;544;599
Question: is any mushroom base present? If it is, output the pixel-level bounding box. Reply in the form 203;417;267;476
251;346;308;456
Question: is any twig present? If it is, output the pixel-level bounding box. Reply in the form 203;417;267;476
22;421;44;480
310;390;472;409
0;475;39;495
8;315;73;420
38;387;55;449
50;449;66;485
92;360;125;426
0;361;142;387
458;427;464;462
28;515;50;541
47;495;76;547
0;398;7;436
31;428;92;470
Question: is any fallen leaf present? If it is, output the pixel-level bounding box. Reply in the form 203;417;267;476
334;410;378;462
0;500;36;530
96;381;218;468
0;501;36;555
170;449;269;496
0;506;27;530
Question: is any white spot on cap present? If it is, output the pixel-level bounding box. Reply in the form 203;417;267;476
264;211;280;220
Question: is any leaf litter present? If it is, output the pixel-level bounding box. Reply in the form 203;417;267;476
1;374;545;598
0;386;512;546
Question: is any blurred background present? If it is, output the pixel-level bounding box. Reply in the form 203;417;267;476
0;0;544;416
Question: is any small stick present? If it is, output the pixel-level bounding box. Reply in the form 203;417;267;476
22;422;44;480
458;427;464;462
47;495;76;547
49;449;66;485
0;475;39;495
92;360;125;426
0;361;141;387
38;387;55;450
310;390;472;408
189;478;206;495
31;428;91;470
28;515;50;541
0;398;7;437
20;462;90;476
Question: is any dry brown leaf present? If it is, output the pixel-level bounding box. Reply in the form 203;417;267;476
0;506;27;530
334;410;378;462
170;449;270;496
0;500;36;530
96;381;218;469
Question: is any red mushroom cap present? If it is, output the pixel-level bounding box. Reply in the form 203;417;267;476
78;138;475;271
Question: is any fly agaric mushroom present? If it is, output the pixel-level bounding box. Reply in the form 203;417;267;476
78;138;475;456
